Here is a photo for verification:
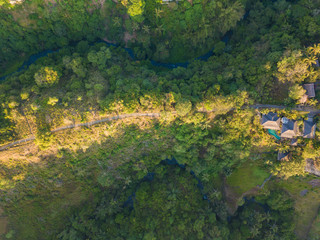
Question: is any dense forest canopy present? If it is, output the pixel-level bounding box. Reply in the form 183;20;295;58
0;0;247;71
1;0;320;239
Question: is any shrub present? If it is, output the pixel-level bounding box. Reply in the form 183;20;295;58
289;84;306;101
8;101;19;109
176;99;192;117
20;92;29;100
47;97;59;106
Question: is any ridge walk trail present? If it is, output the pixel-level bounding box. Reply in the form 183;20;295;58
0;112;161;151
1;104;320;151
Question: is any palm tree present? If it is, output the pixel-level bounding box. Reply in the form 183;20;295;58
304;56;317;66
307;67;316;78
250;226;260;238
269;223;278;233
202;173;210;182
142;25;150;34
132;21;140;31
308;43;320;56
155;24;164;36
155;8;163;20
124;176;131;186
112;17;121;27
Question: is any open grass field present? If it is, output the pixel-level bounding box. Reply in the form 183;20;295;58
227;160;270;195
5;184;90;240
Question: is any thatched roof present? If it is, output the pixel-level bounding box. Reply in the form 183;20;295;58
278;151;290;161
261;112;281;130
303;120;316;138
303;83;315;98
291;138;298;146
281;118;298;139
305;159;320;176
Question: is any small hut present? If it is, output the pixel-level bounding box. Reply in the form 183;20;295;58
278;151;290;161
303;83;316;98
305;159;320;176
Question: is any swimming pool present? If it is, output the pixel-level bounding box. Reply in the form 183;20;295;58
267;129;281;140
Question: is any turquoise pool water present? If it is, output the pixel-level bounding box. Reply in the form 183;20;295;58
267;129;281;140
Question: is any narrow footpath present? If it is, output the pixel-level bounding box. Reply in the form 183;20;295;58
1;104;319;151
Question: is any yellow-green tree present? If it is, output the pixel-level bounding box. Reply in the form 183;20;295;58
122;0;145;22
34;67;59;88
288;84;306;101
276;51;309;83
272;158;306;179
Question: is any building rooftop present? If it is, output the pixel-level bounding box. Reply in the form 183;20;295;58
303;83;316;98
278;151;290;161
261;112;281;130
303;120;316;139
281;118;298;139
305;159;320;176
291;138;298;146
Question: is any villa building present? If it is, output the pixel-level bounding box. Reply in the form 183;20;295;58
281;118;298;139
261;112;281;130
303;119;316;138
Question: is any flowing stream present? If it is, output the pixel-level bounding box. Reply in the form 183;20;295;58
0;30;232;81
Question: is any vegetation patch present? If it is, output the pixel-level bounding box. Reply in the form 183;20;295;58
273;176;320;239
227;160;270;195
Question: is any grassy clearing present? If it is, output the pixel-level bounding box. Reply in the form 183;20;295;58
6;185;90;240
227;160;270;195
309;209;320;240
275;175;320;239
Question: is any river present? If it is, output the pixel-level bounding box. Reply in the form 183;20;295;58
0;30;233;81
